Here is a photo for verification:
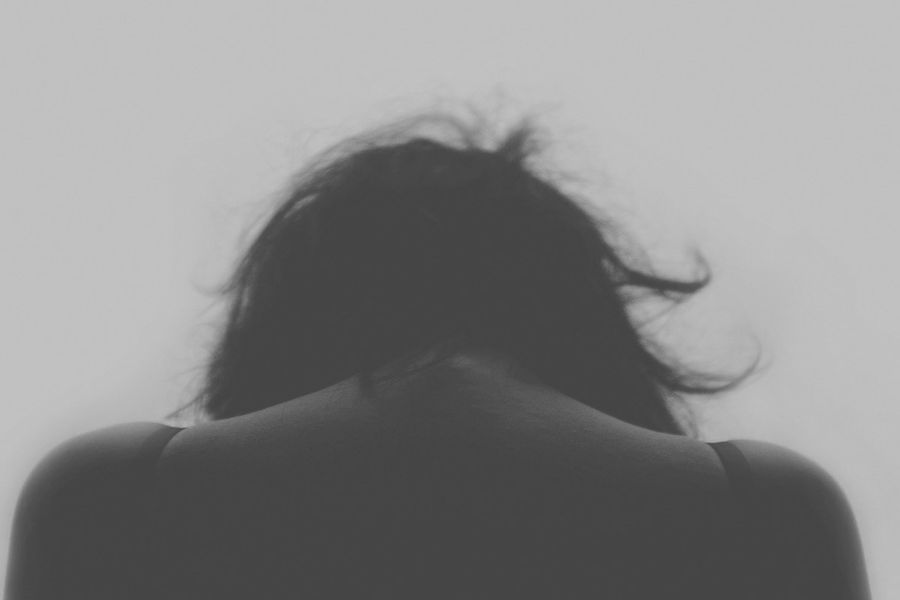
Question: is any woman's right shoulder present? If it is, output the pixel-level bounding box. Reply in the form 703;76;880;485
727;439;864;526
726;438;871;600
728;439;841;495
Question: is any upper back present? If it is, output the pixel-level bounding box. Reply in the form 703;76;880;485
6;352;870;599
153;355;739;598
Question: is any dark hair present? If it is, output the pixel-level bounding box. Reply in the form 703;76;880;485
168;110;757;437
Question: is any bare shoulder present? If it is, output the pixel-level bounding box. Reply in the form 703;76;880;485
10;421;181;529
727;438;862;546
6;422;180;599
23;421;179;487
728;438;853;507
726;438;871;600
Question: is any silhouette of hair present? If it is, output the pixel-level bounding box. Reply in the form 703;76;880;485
169;109;756;436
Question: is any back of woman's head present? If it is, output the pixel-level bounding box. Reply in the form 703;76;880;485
175;110;755;437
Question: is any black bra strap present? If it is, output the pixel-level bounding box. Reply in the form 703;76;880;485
136;425;185;474
708;441;756;501
136;425;185;598
704;441;760;599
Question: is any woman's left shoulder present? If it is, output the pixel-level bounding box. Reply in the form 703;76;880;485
6;422;184;598
6;422;180;599
25;421;181;486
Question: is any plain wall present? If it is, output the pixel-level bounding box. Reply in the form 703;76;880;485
2;1;897;596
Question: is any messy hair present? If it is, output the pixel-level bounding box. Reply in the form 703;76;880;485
169;109;756;437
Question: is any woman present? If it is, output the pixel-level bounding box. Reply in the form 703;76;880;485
5;111;871;599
